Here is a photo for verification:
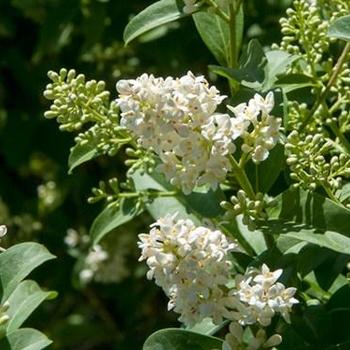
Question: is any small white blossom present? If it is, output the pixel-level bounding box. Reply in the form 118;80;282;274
138;213;237;326
64;228;80;248
79;245;109;283
0;225;7;238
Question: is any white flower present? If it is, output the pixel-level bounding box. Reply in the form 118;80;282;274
229;264;298;326
138;214;237;326
227;92;281;164
116;72;240;194
79;245;109;283
0;225;7;238
64;228;79;248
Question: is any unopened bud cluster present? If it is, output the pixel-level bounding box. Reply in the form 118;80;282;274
222;323;282;350
221;191;273;230
286;131;350;192
138;215;299;345
44;69;111;131
276;0;329;72
44;69;132;157
0;301;10;325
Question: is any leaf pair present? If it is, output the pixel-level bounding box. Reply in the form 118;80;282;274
0;243;56;350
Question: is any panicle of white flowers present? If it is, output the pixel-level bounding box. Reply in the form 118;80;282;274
228;264;299;327
116;71;241;194
227;92;281;163
222;322;282;350
0;301;10;326
286;131;350;194
138;213;237;326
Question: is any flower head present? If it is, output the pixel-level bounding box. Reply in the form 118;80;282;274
138;214;237;326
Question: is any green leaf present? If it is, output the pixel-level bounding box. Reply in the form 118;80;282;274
68;142;100;174
6;280;56;333
130;169;223;224
193;4;243;66
236;216;267;255
123;0;185;45
274;74;316;93
0;243;55;302
209;39;267;89
143;328;222;350
263;50;300;91
269;188;350;236
186;318;227;336
0;328;52;350
279;227;350;255
247;143;285;193
90;198;142;245
328;15;350;42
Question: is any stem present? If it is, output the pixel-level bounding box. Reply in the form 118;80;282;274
329;122;350;156
300;42;350;130
205;0;230;22
229;155;255;198
117;190;177;199
322;183;342;206
228;1;237;68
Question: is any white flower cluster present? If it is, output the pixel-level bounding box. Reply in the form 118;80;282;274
228;92;281;163
116;72;240;194
230;264;299;326
223;322;282;350
80;245;109;283
138;213;237;326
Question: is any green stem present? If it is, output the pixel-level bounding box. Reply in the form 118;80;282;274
300;42;350;130
228;1;238;69
329;122;350;156
118;190;177;199
322;183;342;206
229;155;255;198
205;0;230;22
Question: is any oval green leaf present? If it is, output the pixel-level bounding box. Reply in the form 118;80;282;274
90;198;142;244
1;328;52;350
68;142;100;174
6;280;56;333
123;0;186;45
328;15;350;42
143;328;222;350
0;243;55;302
